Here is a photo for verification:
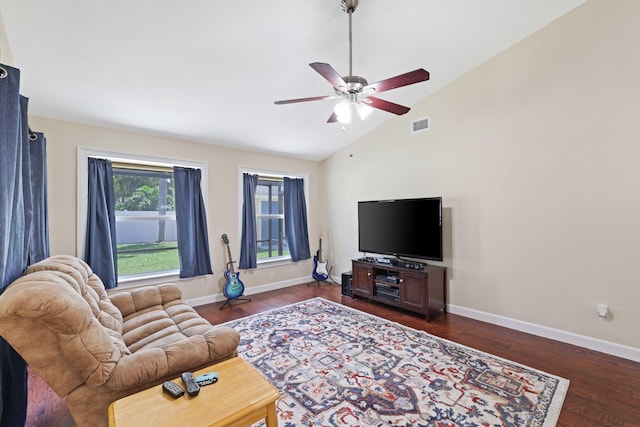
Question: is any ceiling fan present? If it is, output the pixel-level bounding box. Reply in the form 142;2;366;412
274;0;430;124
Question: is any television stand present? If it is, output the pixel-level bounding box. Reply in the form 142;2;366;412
351;259;446;322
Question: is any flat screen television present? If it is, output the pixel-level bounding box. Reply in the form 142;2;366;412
358;197;443;261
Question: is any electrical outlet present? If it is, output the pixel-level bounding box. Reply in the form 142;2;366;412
597;304;608;318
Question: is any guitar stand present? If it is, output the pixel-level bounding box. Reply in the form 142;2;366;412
220;296;252;310
307;279;330;287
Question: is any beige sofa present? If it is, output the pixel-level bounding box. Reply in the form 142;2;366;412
0;255;240;427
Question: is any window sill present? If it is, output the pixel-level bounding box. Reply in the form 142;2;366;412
256;257;293;268
115;270;181;289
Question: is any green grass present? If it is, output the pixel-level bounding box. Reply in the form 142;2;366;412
257;248;289;259
117;242;179;276
117;243;289;276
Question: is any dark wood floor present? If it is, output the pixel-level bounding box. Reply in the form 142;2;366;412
26;282;640;426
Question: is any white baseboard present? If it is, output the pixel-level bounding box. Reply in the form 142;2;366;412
186;276;309;308
188;283;639;363
448;304;640;363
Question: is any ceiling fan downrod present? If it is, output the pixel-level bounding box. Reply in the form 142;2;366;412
339;0;368;98
341;0;358;78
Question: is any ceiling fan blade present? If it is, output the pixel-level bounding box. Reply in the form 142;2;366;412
274;95;333;105
364;69;430;94
364;96;411;115
327;111;338;123
310;62;347;90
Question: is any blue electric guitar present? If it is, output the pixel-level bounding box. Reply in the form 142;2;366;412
221;234;247;303
312;238;329;282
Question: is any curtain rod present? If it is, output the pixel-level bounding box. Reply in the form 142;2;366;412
111;161;174;173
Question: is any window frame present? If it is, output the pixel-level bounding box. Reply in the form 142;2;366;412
256;176;287;261
77;147;208;287
238;167;309;267
111;165;179;279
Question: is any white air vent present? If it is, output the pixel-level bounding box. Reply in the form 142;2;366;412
411;117;430;133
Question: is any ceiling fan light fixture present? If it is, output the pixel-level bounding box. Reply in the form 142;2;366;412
356;102;373;121
334;100;352;124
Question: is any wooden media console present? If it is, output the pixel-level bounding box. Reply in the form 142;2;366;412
351;259;446;322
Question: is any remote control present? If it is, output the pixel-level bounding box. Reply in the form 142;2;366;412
196;372;219;386
162;381;185;398
181;371;200;396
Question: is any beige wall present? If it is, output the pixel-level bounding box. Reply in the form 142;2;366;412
0;10;12;64
322;0;640;350
29;115;321;302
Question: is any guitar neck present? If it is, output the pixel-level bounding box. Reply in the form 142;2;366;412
226;243;235;274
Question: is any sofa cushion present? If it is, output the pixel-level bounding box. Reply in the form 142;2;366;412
109;284;219;353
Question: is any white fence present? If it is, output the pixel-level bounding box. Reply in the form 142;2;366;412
115;211;177;244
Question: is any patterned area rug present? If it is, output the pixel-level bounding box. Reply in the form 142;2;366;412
224;298;569;427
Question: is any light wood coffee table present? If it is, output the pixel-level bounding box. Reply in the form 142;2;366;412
108;357;280;427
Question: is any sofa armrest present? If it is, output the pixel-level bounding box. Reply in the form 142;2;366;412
109;284;183;317
0;271;124;395
103;347;172;389
203;326;241;360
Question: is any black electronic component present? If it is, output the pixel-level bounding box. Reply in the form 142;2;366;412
162;381;185;398
181;372;201;396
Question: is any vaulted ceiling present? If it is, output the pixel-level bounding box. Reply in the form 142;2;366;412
1;0;586;160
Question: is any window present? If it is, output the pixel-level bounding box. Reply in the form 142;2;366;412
256;176;289;260
112;165;179;278
78;147;208;285
239;169;309;266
